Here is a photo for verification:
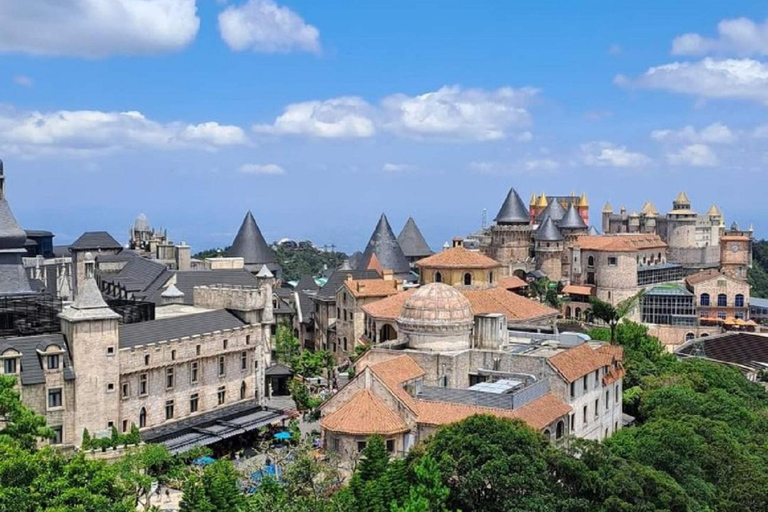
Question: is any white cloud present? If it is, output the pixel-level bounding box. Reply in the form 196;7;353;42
0;0;199;58
381;86;537;141
581;141;651;168
0;108;248;157
667;144;719;167
524;158;559;172
672;18;768;57
382;163;415;172
237;163;285;175
218;0;320;54
617;58;768;104
253;97;375;138
12;75;33;87
468;157;559;175
651;122;736;144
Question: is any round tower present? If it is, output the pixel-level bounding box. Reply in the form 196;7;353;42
534;218;564;281
667;192;697;251
488;188;533;275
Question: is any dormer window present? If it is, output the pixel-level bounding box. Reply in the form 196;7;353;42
3;357;17;374
1;349;20;374
47;354;60;370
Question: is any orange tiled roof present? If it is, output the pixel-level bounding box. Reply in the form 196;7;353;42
562;284;594;296
320;389;410;435
344;278;401;298
415;247;502;269
576;234;666;252
498;275;528;290
461;287;558;323
721;235;750;241
548;343;623;383
684;269;726;286
361;289;417;320
369;355;425;412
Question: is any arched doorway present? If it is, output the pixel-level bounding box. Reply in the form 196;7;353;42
379;324;397;342
139;407;146;428
434;271;442;283
240;381;247;400
463;273;472;286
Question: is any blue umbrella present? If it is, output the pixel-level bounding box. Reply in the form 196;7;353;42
193;456;216;466
273;431;292;440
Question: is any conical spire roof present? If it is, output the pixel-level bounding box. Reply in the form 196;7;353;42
494;188;531;224
535;217;563;242
60;253;120;321
161;283;185;298
0;161;28;251
539;198;566;223
358;214;411;276
602;202;613;213
227;211;275;265
675;191;690;204
559;203;588;230
397;217;433;259
588;225;601;235
706;204;722;217
536;193;548;208
578;193;589;207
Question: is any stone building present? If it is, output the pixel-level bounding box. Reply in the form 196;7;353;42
720;223;752;281
415;246;501;288
685;269;750;322
529;192;589;226
534;217;564;281
485;188;533;277
397;217;433;264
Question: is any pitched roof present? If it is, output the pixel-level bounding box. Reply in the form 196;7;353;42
587;226;601;236
558;204;588;230
361;289;417;320
316;269;381;300
69;231;123;251
562;284;594;296
0;334;75;385
343;278;401;298
538;199;566;223
461;287;558;323
576;234;666;252
119;309;246;348
415;246;501;269
498;275;528;290
364;252;384;273
494;188;531;224
706;204;722;217
674;191;691;204
294;275;319;292
684;269;729;286
0;170;28;251
358;214;412;276
226;211;275;265
548;343;622;383
103;256;169;294
321;389;410;435
535;217;563;242
397;217;433;258
641;201;659;216
602;202;613;213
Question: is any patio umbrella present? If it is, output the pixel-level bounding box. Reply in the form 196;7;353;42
273;431;292;441
193;456;216;466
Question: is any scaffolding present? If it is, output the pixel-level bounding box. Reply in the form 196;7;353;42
0;293;62;338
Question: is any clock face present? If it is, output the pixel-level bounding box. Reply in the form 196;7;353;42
731;243;739;252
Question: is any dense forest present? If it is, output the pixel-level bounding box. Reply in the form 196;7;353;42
193;243;347;282
3;320;768;511
749;239;768;298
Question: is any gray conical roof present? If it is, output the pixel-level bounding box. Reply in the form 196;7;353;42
558;204;588;230
397;217;433;258
227;211;275;265
161;284;185;298
588;225;601;235
494;188;530;224
535;217;563;242
539;199;566;224
0;164;28;251
358;214;411;276
295;275;319;292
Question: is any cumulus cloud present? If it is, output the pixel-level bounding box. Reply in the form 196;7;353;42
672;18;768;57
0;108;248;157
382;163;415;172
218;0;320;54
253;97;375;138
0;0;199;58
381;86;537;141
237;163;285;175
667;144;719;167
12;75;33;87
616;58;768;104
651;122;736;144
524;158;559;172
581;141;651;168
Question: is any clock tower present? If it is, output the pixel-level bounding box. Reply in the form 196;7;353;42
719;222;753;281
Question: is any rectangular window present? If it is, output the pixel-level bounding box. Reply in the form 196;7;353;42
47;354;60;370
217;386;226;405
165;400;174;420
144;354;150;366
48;388;63;408
122;382;129;399
107;383;115;392
583;405;588;425
51;426;63;445
246;335;251;345
190;362;199;384
357;441;366;453
594;399;599;418
333;437;340;452
190;393;199;413
107;346;115;356
594;370;599;386
171;350;176;361
241;351;247;371
122;420;128;433
386;439;395;453
196;345;201;356
608;256;617;266
605;390;610;409
570;382;575;398
3;358;16;374
219;356;226;377
223;339;228;350
615;384;619;403
139;373;148;396
583;375;588;392
166;367;175;389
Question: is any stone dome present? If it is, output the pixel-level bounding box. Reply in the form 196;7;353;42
397;283;474;351
134;213;151;232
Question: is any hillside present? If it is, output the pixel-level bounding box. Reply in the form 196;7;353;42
749;240;768;298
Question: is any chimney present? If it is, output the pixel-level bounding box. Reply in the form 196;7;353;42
345;273;353;282
382;269;394;281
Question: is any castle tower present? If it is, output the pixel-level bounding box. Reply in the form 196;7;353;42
628;211;640;233
486;188;532;276
706;205;723;249
534;192;548;223
666;192;697;256
558;204;588;280
602;202;613;234
529;193;537;221
534;217;564;281
0;160;35;295
577;193;589;224
359;214;413;280
59;253;121;445
720;222;752;281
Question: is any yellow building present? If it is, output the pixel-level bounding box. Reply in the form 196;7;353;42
415;246;502;288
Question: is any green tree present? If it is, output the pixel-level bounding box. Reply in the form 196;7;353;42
393;454;452;512
274;324;301;366
200;460;245;512
0;375;53;449
180;473;214;512
588;289;645;343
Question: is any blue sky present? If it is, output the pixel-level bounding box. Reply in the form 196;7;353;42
0;1;766;254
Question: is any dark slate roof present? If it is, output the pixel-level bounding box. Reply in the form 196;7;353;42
296;290;314;323
226;211;275;265
97;250;139;263
316;269;381;300
148;269;259;305
587;226;601;236
53;245;70;258
69;231;123;251
119;309;246;348
494;188;530;224
295;275;319;292
0;173;28;251
102;257;171;298
397;217;433;258
0;253;34;295
265;363;294;377
539;199;566;224
558;204;588;230
677;333;768;371
535;217;563;242
0;334;75;385
24;230;53;238
358;214;411;276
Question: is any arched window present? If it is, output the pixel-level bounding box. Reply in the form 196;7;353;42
701;333;710;338
700;293;710;306
489;271;494;284
575;308;582;320
685;332;695;341
587;255;594;267
556;420;565;439
543;429;552;439
240;381;247;400
463;273;472;286
735;294;744;307
139;407;146;428
717;293;727;307
565;306;572;319
434;271;442;283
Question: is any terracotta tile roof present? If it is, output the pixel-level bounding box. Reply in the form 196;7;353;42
548;343;623;383
461;287;558;323
562;284;595;296
369;355;425;412
498;275;528;290
343;278;401;298
576;234;666;252
415;247;502;269
684;269;733;286
361;289;417;320
320;389;410;435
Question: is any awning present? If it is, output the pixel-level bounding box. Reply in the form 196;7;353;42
562;284;595;296
265;364;294;377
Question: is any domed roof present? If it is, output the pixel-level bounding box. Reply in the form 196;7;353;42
134;213;151;232
398;283;473;328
